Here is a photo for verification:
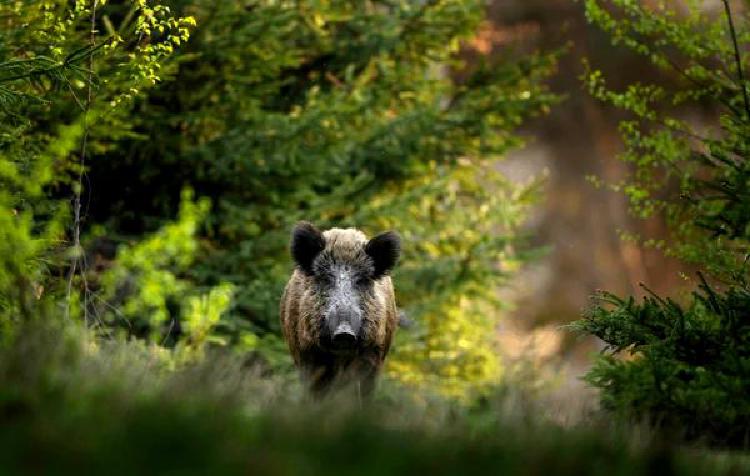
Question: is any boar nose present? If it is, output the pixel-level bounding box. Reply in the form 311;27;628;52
332;322;357;349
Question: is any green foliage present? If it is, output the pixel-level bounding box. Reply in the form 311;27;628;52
572;277;750;446
582;0;750;277
576;0;750;446
0;1;194;325
77;0;558;396
0;0;559;398
0;323;744;476
96;188;233;355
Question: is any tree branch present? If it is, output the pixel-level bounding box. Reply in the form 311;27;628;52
722;0;750;120
66;0;99;322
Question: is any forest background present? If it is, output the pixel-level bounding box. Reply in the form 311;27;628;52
1;0;750;473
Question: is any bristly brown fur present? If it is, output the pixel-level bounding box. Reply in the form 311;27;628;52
280;226;399;397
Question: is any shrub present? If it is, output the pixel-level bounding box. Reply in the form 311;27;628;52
574;0;750;446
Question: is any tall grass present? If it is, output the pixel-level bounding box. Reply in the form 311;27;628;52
0;322;745;475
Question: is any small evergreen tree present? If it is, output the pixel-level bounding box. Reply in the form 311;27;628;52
573;0;750;446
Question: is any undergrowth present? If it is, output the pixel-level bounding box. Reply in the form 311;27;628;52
0;322;745;476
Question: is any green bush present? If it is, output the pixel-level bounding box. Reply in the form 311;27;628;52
574;278;750;446
574;0;750;446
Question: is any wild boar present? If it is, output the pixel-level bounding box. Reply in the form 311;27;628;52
280;222;400;397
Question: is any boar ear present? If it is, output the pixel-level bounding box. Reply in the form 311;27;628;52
291;222;325;275
365;231;400;279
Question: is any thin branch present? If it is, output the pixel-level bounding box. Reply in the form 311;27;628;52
664;56;743;117
722;0;750;120
66;0;98;322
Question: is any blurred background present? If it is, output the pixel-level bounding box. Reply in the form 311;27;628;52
3;0;750;471
466;0;698;395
